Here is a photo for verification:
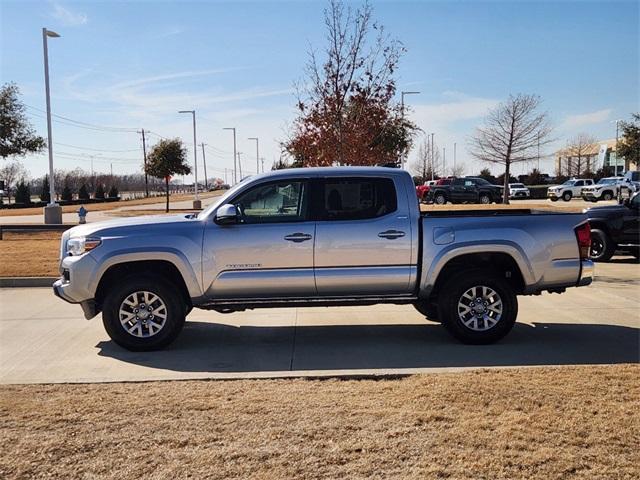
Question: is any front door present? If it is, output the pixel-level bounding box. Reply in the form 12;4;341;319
203;179;316;298
313;176;415;295
621;194;640;244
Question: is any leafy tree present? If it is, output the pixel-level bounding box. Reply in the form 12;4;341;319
0;160;27;203
0;83;46;159
61;184;73;201
478;168;495;183
145;138;191;212
94;183;105;200
496;173;518;186
469;94;553;203
14;179;31;205
40;175;50;202
78;184;90;201
284;0;418;166
617;113;639;169
594;166;615;181
108;185;119;198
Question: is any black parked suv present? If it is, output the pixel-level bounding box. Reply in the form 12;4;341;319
587;192;640;261
427;177;503;205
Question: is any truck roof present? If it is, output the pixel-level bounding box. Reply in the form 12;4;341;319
244;166;406;181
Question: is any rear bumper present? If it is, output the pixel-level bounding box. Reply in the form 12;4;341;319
578;259;594;287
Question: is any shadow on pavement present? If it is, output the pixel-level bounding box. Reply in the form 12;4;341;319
96;321;640;374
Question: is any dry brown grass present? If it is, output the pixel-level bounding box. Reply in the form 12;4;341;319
0;231;61;277
0;192;220;217
0;365;638;480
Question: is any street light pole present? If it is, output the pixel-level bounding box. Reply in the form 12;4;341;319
223;127;237;184
42;27;61;224
453;142;457;173
178;110;200;209
430;132;435;180
400;91;420;169
201;143;208;191
248;137;259;174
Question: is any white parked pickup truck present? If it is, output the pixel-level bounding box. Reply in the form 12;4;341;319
53;167;594;351
547;178;595;202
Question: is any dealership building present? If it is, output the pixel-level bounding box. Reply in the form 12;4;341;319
555;139;635;177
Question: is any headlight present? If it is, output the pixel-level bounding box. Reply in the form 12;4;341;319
66;236;101;256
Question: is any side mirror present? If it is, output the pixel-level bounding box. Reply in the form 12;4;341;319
215;204;239;225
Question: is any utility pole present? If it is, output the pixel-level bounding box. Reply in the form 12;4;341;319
261;157;265;173
224;168;227;185
430;133;435;181
537;132;540;171
178;110;199;208
140;128;149;197
110;163;113;177
248;137;259;175
453;142;457;173
42;27;61;223
223;127;237;184
443;147;446;176
201;143;208;191
400;91;420;169
237;152;243;180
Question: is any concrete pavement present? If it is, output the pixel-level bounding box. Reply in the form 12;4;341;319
1;260;638;384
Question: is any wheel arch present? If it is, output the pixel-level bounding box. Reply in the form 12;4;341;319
422;250;529;301
95;259;192;311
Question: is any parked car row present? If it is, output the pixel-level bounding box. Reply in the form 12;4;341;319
548;171;640;202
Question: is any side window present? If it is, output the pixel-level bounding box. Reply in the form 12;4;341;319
464;180;474;186
575;180;584;187
319;177;397;221
233;181;307;224
452;178;464;186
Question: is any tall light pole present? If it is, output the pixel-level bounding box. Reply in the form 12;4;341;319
443;147;446;176
201;143;208;191
248;137;259;174
453;142;457;174
400;91;420;169
178;110;200;209
42;27;61;224
237;152;243;180
614;119;622;174
223;127;237;184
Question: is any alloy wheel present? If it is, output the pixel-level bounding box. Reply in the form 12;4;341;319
119;290;168;338
457;285;503;331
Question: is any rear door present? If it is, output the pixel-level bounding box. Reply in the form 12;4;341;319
313;176;415;295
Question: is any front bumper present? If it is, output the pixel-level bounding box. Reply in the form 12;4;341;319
578;259;594;287
53;279;99;319
547;191;559;198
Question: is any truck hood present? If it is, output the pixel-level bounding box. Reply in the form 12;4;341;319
66;214;199;238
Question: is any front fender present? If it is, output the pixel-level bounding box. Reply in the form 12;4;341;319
88;246;203;298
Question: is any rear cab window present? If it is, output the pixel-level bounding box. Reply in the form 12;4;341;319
314;177;397;221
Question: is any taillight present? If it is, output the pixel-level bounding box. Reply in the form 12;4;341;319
575;222;591;259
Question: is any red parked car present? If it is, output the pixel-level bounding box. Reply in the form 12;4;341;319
416;177;456;203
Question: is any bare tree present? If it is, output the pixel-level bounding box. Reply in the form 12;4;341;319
469;94;553;204
0;160;27;203
411;137;441;181
450;163;466;177
562;133;598;177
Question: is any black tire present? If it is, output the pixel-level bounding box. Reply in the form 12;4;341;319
437;270;518;344
479;193;491;205
434;192;447;205
549;197;558;202
413;300;440;322
102;275;186;351
562;191;572;202
589;229;615;262
602;191;613;201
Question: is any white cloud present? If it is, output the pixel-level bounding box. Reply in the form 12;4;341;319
50;2;88;26
562;108;612;129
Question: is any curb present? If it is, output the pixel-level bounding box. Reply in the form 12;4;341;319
0;277;57;288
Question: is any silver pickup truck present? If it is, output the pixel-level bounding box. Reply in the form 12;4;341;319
53;167;593;351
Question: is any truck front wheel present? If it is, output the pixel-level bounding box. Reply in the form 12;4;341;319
102;275;186;351
434;192;446;205
437;271;518;344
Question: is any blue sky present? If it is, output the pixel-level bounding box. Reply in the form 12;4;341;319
1;0;638;181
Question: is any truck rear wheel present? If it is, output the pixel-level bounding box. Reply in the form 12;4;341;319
589;229;615;262
102;275;186;351
437;271;517;344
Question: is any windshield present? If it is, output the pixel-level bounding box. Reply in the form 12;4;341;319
473;178;491;185
597;178;618;185
510;183;525;188
562;180;576;186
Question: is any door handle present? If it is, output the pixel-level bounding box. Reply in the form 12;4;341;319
378;230;405;239
284;233;313;243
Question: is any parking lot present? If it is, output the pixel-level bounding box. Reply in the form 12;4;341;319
1;257;637;384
